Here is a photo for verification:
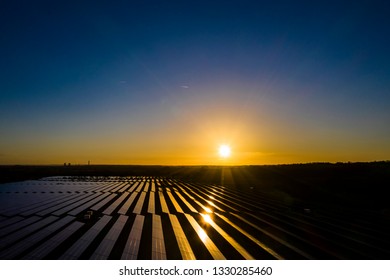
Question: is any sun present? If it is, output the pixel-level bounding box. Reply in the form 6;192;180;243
218;144;231;158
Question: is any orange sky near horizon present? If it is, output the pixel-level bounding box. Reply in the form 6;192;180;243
2;86;388;166
1;2;390;166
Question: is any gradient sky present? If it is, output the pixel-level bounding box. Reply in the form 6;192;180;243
1;0;390;165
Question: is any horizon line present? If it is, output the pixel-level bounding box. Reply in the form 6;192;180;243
1;160;389;167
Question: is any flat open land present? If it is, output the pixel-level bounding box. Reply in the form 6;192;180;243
0;163;389;259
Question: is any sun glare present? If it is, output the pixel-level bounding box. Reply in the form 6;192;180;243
218;144;231;158
202;214;213;224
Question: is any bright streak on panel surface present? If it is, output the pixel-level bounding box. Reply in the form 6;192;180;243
202;214;213;224
198;228;208;242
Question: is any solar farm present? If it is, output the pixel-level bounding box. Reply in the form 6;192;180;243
0;176;389;260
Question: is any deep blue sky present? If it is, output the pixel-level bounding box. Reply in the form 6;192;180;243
1;0;390;164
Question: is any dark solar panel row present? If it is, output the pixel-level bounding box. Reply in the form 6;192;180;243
0;176;389;259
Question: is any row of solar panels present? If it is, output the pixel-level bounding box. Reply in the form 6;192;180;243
0;177;389;259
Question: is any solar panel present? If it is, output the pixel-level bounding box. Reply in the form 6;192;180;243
106;182;125;193
22;221;84;260
127;181;139;193
215;212;282;259
176;185;211;213
0;216;75;259
0;217;25;233
91;193;117;211
135;182;144;193
3;193;72;216
147;192;155;214
1;176;387;260
0;216;40;239
118;183;131;192
158;192;169;213
172;189;198;213
150;182;156;192
36;193;89;216
184;214;225;260
121;215;144;260
0;193;45;213
60;215;112;260
90;215;128;260
133;192;146;214
169;214;195;260
166;191;184;213
67;192;111;216
231;212;313;259
52;193;102;216
199;213;254;259
102;192;129;215
0;216;58;251
95;182;121;192
117;192;138;215
143;182;150;192
151;215;166;260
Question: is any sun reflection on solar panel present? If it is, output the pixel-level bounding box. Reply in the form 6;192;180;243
207;200;216;207
198;228;208;242
202;214;213;224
